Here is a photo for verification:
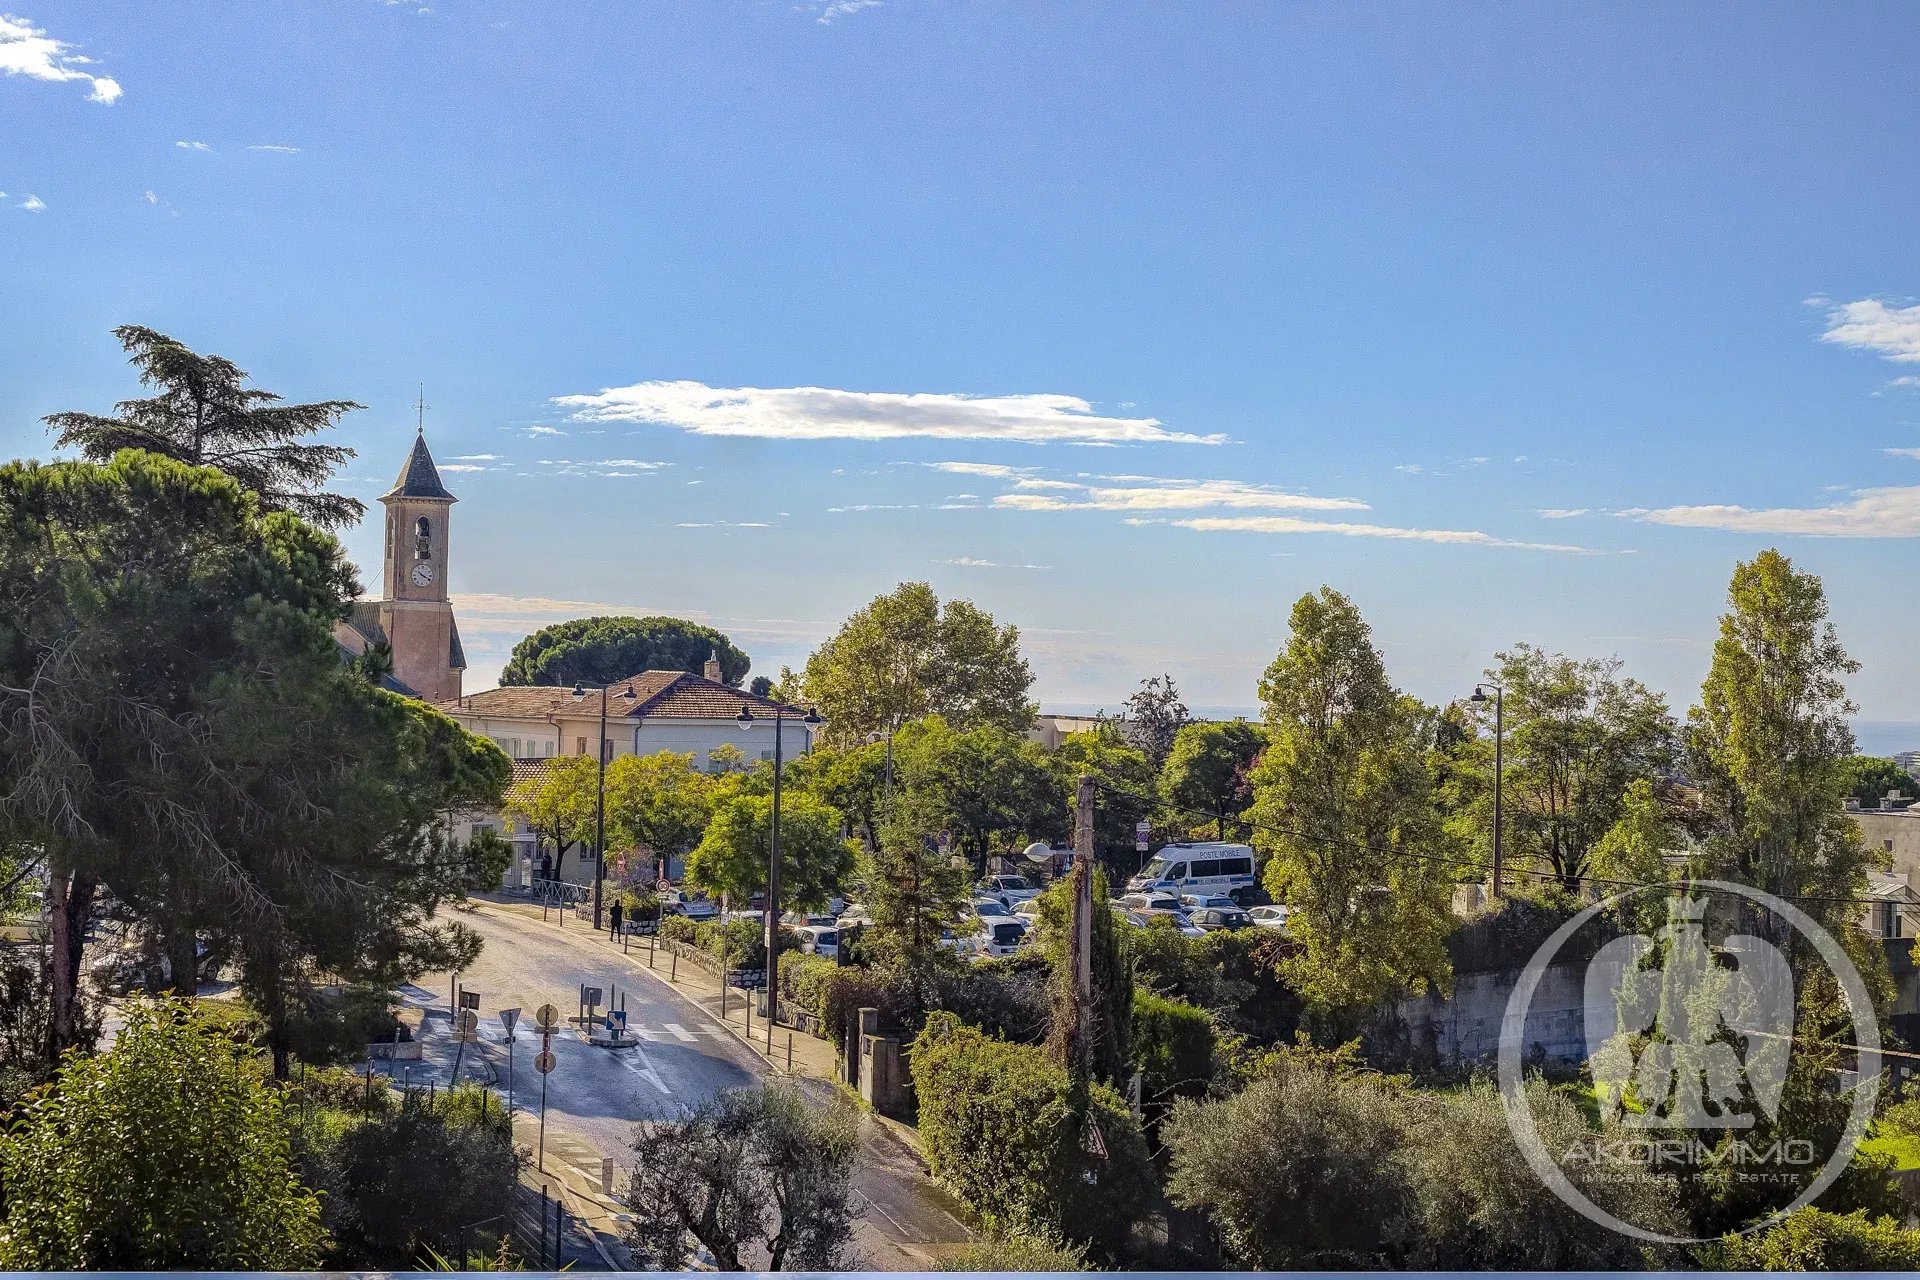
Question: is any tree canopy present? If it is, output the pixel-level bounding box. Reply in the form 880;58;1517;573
1160;720;1266;840
1248;588;1454;1014
798;582;1035;745
0;450;507;1069
685;792;853;911
1841;755;1920;808
1446;645;1675;888
44;325;364;529
501;615;750;687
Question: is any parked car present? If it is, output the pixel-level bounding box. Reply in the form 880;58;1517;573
1247;904;1291;932
1190;905;1251;932
1121;907;1206;938
972;896;1016;921
793;924;840;960
1126;842;1257;901
1181;892;1240;913
1120;891;1183;914
1013;898;1044;927
979;874;1041;908
662;891;719;921
972;917;1026;957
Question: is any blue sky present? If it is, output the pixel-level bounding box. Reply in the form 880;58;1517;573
7;3;1920;728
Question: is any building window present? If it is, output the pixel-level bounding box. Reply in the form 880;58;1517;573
576;736;587;755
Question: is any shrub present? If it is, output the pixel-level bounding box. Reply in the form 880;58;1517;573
780;953;840;1019
298;1087;521;1267
288;1064;396;1119
910;1013;1155;1259
1700;1208;1920;1270
0;1000;326;1269
1163;1059;1417;1268
1402;1077;1682;1267
1132;990;1215;1116
658;914;698;944
939;1225;1089;1271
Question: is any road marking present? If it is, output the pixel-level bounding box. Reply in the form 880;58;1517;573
663;1022;696;1042
854;1188;910;1239
617;1044;672;1096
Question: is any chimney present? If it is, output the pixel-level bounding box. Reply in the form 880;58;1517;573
703;649;722;682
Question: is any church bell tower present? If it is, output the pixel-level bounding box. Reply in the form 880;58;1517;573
377;430;464;703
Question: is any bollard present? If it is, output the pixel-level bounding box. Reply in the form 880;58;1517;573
539;1184;548;1265
649;934;656;967
787;1030;793;1073
745;992;752;1037
554;1196;564;1268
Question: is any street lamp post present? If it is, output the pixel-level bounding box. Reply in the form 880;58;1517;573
739;698;824;1046
1468;681;1505;899
572;681;636;931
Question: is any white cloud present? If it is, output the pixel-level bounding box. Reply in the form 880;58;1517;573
1536;508;1590;519
676;520;771;529
554;380;1224;445
1394;463;1425;474
1817;298;1920;364
816;0;881;22
439;463;497;473
924;461;1030;478
992;476;1367;514
1010;477;1083;491
1165;514;1589;552
247;144;299;154
449;453;500;462
941;557;1051;570
0;14;119;102
827;503;918;513
1888;376;1920;390
516;425;567;437
536;457;668;477
175;140;212;152
142;189;157;204
1620;486;1920;537
17;193;43;212
1886;448;1920;460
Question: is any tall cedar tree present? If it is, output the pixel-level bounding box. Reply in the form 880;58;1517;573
45;326;363;529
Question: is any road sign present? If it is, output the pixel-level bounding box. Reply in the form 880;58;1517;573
937;829;951;852
534;1049;556;1074
534;1003;560;1032
1135;820;1151;852
457;1009;478;1032
581;985;603;1008
458;989;481;1010
499;1007;520;1040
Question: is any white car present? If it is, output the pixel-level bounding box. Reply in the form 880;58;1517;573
979;874;1041;908
972;897;1016;921
1248;904;1291;932
1120;891;1183;914
972;916;1026;957
793;924;840;960
663;891;720;921
1013;898;1044;927
1181;893;1240;913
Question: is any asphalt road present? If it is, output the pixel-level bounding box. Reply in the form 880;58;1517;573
407;904;970;1270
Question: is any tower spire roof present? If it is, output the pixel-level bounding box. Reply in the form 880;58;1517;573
382;430;456;502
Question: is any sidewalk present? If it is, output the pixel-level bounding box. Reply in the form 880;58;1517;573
468;896;928;1157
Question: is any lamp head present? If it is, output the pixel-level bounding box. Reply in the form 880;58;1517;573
804;707;824;726
619;684;637;701
570;683;587;702
736;703;755;730
1469;686;1489;704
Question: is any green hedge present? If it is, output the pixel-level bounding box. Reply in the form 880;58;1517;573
1699;1209;1920;1270
1131;990;1215;1117
910;1012;1155;1259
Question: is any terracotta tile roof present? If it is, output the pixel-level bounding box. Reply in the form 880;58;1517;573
508;758;556;788
439;670;818;722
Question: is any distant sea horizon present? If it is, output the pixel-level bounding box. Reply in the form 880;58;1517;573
1042;705;1920;760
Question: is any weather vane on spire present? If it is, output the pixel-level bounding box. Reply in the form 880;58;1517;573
414;383;429;435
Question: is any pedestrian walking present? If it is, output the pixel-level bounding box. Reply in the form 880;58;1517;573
609;899;624;940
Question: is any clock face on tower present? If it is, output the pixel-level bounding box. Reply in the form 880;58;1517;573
411;562;435;588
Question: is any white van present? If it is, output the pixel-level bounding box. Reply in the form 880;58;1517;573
1126;842;1257;900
